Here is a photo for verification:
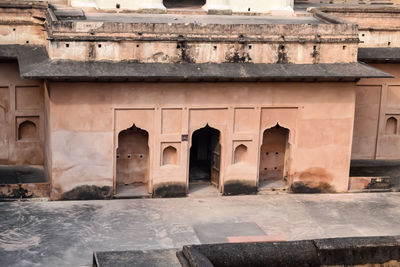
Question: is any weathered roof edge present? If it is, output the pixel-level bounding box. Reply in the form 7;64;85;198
310;5;400;14
308;8;355;25
0;45;393;82
0;0;48;9
358;48;400;63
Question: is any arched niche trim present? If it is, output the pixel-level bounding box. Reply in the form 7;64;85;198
117;124;149;148
261;122;293;146
190;123;223;147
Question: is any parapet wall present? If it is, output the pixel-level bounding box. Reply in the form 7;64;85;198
178;236;400;267
0;1;360;64
45;6;359;64
314;6;400;49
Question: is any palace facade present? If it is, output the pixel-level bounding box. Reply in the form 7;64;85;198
0;0;398;199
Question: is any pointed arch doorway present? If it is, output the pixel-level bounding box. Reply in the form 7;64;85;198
189;125;220;195
259;124;290;189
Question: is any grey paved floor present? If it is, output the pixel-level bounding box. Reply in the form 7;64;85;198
1;193;400;267
188;181;219;197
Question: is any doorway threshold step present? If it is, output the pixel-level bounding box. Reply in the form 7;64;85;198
258;187;288;195
188;181;220;197
258;179;288;193
114;185;152;199
113;193;152;199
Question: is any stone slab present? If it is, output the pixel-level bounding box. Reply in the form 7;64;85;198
184;240;320;267
94;249;181;267
314;236;400;266
178;236;400;267
227;234;285;243
193;222;265;243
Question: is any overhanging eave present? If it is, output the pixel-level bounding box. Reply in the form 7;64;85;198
0;45;394;82
358;48;400;63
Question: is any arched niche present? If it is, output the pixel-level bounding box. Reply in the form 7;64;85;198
162;145;178;165
234;144;248;164
262;121;293;146
18;120;37;140
386;117;398;135
259;124;290;188
116;124;150;188
114;109;155;148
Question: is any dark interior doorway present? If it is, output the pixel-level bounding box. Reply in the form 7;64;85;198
259;124;290;189
189;125;220;191
116;125;150;198
163;0;206;9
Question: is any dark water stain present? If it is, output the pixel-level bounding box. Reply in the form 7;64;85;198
60;185;112;200
277;44;288;64
223;180;257;196
153;182;186;198
291;181;335;194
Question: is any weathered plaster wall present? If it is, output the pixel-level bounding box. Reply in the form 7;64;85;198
47;18;358;64
0;62;45;168
354;64;400;160
47;81;356;198
323;9;400;48
48;41;358;64
0;5;46;46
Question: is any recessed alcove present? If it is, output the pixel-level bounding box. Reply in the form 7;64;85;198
385;117;397;135
234;144;247;164
18;120;37;140
162;146;178;165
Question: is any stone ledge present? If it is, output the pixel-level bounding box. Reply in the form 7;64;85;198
358;47;400;62
0;45;393;81
177;236;400;267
